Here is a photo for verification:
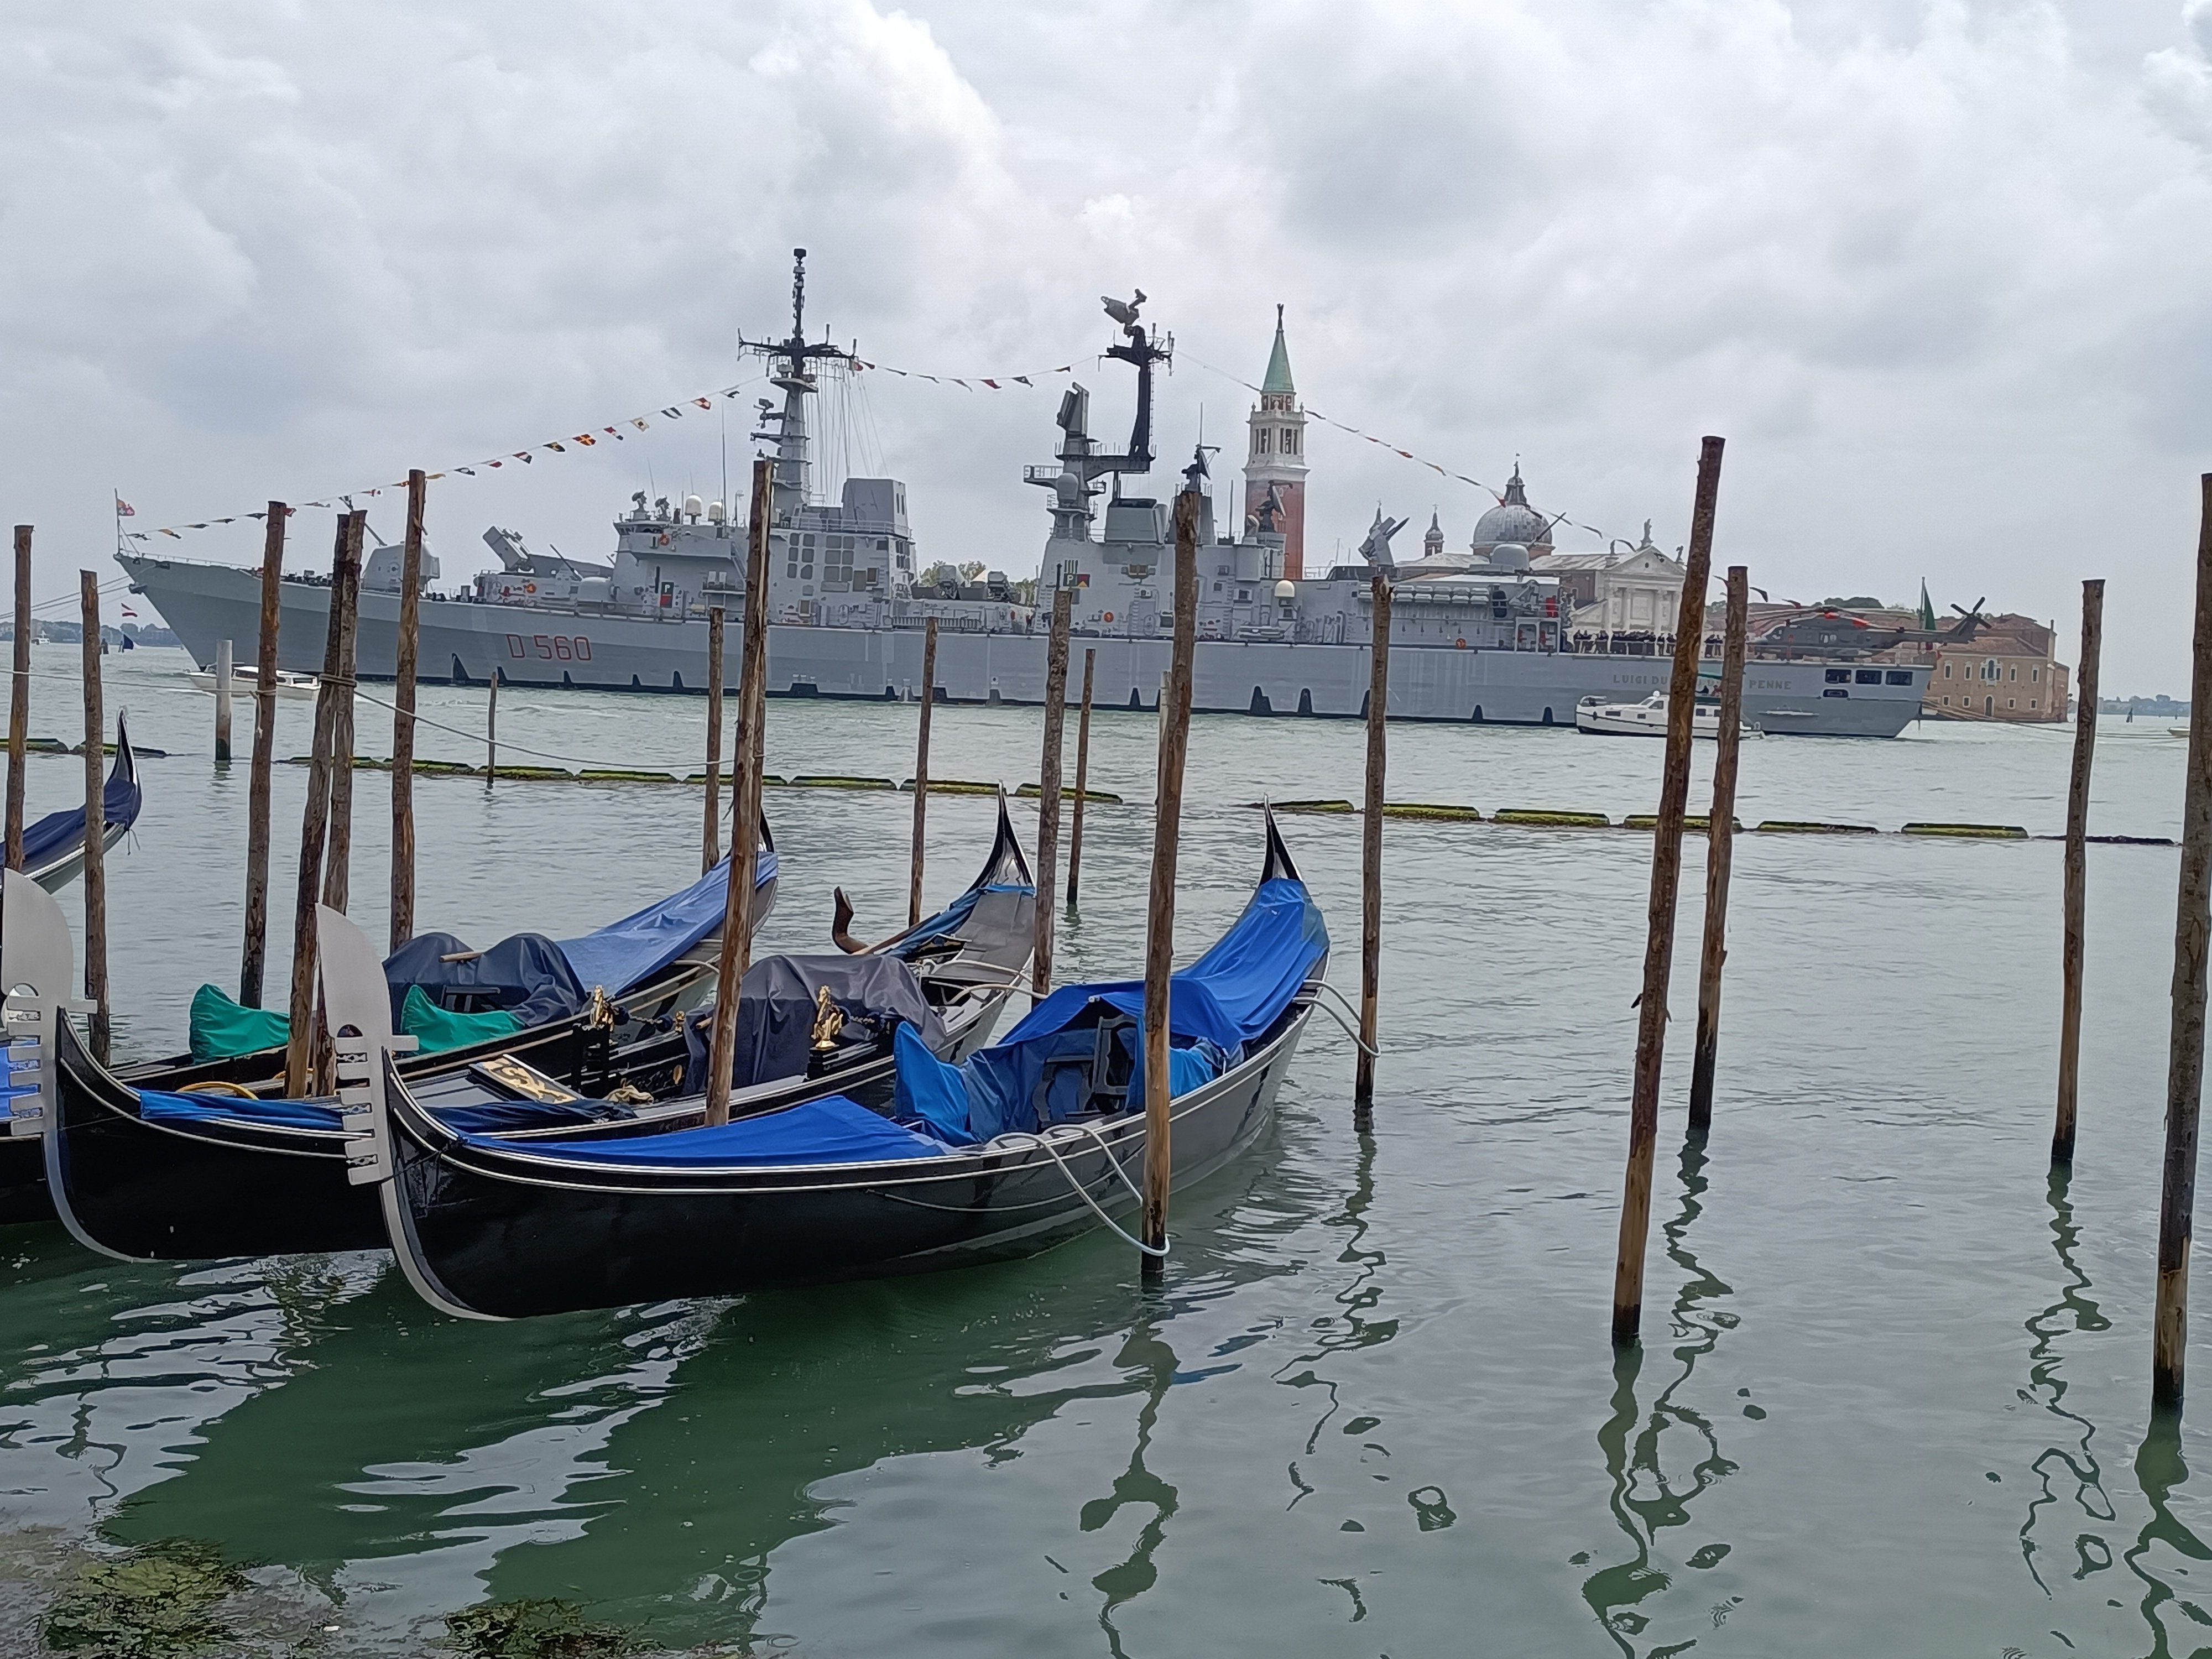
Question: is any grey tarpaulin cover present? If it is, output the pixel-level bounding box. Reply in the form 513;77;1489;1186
382;931;590;1029
684;954;943;1092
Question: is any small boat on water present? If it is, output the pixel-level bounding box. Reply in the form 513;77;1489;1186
13;802;1035;1260
185;667;319;700
19;716;142;894
1575;692;1756;740
330;811;1324;1321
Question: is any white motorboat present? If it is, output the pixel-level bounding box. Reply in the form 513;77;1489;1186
1575;692;1756;739
185;667;319;701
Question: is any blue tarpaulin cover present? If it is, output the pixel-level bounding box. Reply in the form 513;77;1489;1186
136;1088;629;1136
556;847;778;997
895;876;1326;1143
473;1092;948;1169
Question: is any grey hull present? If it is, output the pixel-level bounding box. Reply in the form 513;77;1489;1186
122;554;1925;736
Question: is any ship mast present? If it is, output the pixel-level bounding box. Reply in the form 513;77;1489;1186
1027;291;1173;541
740;248;854;527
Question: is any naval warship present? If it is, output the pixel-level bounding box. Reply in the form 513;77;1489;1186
120;255;1929;736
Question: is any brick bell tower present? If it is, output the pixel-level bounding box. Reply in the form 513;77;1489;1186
1243;305;1310;578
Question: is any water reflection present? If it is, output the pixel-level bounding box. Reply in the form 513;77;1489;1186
1083;1313;1180;1657
102;1271;709;1642
2127;1412;2212;1658
0;1232;380;1530
1581;1139;1742;1653
1274;1125;1392;1484
2017;1167;2116;1600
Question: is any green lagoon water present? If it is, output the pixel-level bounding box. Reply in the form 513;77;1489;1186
0;643;2203;1655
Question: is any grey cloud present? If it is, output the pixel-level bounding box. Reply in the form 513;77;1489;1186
6;0;2212;681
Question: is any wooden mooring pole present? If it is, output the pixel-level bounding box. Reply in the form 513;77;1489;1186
2154;476;2212;1411
213;639;233;766
908;615;938;927
320;512;363;916
7;525;30;872
78;572;110;1065
1066;648;1096;911
2053;578;2104;1164
390;473;425;952
1611;435;1723;1349
705;456;773;1128
1687;565;1750;1137
283;518;356;1098
1140;488;1201;1281
241;503;285;1004
1355;573;1391;1110
486;669;499;786
703;605;726;875
1032;589;1073;998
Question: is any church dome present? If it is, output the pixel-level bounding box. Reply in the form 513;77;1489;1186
1472;466;1553;552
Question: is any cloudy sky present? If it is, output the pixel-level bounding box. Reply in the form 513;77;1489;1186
6;0;2212;690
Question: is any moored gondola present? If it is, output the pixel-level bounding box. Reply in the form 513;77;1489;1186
336;811;1324;1321
14;799;1034;1259
0;818;780;1230
23;713;142;895
0;720;143;1221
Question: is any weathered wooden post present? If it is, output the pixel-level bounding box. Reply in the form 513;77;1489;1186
703;606;726;875
2053;578;2104;1164
7;525;30;872
1066;647;1097;910
389;472;425;952
241;503;285;1004
485;669;499;786
705;456;774;1128
320;511;364;915
1032;589;1073;998
1687;565;1750;1136
907;615;938;927
2154;477;2212;1411
77;572;111;1064
213;639;233;766
283;518;357;1097
1611;435;1722;1348
1355;575;1391;1109
1140;488;1201;1281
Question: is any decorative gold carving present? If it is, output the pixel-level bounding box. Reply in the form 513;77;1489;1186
811;985;846;1052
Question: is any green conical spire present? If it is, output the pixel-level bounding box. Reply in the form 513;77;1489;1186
1261;304;1295;396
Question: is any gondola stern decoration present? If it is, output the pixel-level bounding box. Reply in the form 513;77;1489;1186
997;787;1036;890
2;869;95;1140
314;904;419;1186
1259;801;1302;886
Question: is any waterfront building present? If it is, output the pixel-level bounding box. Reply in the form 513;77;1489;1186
1243;307;1310;579
1532;518;1687;640
1925;614;2069;722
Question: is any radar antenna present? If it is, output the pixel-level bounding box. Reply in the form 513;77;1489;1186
739;248;854;390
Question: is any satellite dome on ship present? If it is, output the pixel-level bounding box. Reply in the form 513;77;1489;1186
1471;465;1553;556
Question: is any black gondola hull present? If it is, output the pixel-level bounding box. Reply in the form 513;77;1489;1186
0;1137;53;1225
384;1004;1313;1319
43;988;1011;1262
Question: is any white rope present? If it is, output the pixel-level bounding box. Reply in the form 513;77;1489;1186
997;1121;1167;1259
1308;984;1379;1057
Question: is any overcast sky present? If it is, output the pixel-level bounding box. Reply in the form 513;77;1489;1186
6;0;2212;691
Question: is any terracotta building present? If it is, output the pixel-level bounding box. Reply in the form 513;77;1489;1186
1923;614;2069;722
